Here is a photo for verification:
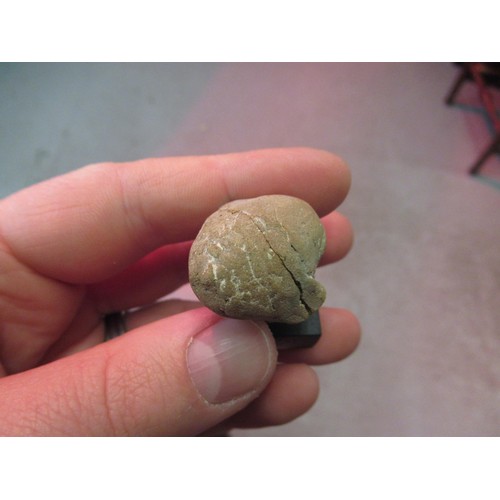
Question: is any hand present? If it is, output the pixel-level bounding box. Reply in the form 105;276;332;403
0;148;360;435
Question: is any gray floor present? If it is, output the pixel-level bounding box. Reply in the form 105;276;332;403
1;63;499;436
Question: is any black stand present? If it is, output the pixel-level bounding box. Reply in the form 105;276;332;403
268;311;322;350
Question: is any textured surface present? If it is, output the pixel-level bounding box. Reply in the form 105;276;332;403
189;195;326;323
2;63;499;436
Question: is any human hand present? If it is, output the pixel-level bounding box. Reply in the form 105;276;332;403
0;148;360;435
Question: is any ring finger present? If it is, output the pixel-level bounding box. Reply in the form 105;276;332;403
117;300;361;366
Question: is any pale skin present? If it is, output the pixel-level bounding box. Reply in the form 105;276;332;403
0;147;360;435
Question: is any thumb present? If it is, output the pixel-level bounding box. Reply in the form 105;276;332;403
0;309;277;436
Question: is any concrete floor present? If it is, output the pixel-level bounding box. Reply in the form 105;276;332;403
1;63;499;436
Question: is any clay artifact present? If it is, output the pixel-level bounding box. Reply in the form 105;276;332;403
189;195;326;325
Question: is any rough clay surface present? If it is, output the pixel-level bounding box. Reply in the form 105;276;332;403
189;195;327;324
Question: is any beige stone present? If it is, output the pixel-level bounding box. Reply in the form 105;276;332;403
188;195;326;324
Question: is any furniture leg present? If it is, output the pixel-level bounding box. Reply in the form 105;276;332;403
469;135;500;175
445;66;468;105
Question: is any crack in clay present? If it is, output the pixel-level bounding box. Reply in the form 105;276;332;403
227;209;312;314
290;242;308;269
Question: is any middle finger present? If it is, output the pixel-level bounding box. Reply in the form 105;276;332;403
90;211;353;313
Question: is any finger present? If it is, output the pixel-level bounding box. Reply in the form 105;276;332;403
127;304;361;364
89;210;353;313
278;308;361;365
0;148;350;284
88;241;192;312
112;302;360;366
49;304;360;367
319;211;354;267
0;309;278;436
41;299;203;365
125;300;201;330
227;363;319;429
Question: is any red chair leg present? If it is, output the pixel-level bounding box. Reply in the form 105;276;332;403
470;135;500;175
445;66;468;105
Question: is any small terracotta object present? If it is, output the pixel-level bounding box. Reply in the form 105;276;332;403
189;195;326;324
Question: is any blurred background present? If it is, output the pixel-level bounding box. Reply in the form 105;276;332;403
1;62;499;436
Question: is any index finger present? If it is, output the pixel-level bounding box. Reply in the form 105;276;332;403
0;148;350;283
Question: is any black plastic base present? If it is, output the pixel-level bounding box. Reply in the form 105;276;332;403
268;311;321;350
